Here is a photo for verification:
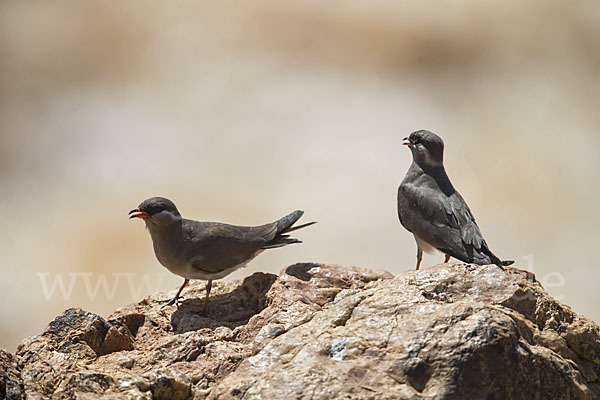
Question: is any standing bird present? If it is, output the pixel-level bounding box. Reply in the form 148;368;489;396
397;130;513;270
129;197;315;310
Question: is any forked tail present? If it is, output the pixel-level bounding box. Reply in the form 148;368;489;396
262;210;317;249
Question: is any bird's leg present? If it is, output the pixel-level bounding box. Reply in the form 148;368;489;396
202;280;212;313
444;254;450;263
162;278;189;307
416;248;423;270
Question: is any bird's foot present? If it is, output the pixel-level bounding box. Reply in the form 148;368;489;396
159;295;184;308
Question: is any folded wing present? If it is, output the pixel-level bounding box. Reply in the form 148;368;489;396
398;183;499;265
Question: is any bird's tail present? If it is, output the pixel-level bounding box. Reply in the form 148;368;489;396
262;210;317;249
483;244;514;267
488;253;514;267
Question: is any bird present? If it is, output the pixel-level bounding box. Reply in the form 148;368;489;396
129;197;316;311
397;130;513;270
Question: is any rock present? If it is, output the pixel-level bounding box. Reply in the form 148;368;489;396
211;264;600;400
2;262;599;399
0;349;23;400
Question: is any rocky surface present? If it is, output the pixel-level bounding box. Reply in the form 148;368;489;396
2;262;600;399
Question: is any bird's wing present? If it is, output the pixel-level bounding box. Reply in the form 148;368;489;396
398;183;493;264
182;221;268;274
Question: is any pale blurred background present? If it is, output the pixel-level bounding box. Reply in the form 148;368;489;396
1;0;599;351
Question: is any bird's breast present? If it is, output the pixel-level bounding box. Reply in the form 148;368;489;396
148;231;186;271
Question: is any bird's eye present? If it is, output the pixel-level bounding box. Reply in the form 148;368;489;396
412;137;420;144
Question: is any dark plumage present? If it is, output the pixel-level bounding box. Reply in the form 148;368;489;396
129;197;316;309
397;130;513;270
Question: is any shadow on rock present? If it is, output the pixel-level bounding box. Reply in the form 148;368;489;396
284;263;318;281
170;272;277;334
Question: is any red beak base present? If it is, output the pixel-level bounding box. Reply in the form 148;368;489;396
128;209;149;219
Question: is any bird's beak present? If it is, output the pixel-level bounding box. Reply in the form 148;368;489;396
402;137;411;147
128;208;149;219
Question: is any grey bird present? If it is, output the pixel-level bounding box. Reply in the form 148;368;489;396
129;197;315;310
397;130;513;270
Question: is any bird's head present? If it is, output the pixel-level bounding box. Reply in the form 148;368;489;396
129;197;182;227
403;130;444;166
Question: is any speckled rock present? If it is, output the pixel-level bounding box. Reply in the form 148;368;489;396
210;264;600;400
4;263;390;399
2;262;599;399
0;349;23;400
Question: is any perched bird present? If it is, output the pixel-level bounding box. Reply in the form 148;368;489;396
129;197;315;310
397;130;513;270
